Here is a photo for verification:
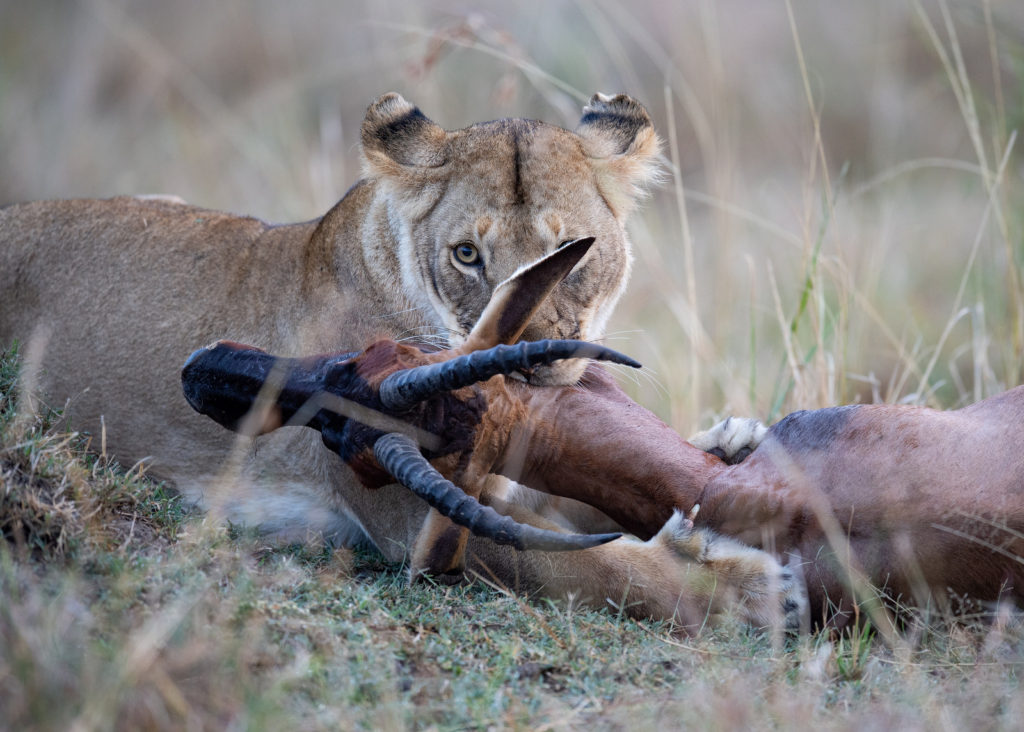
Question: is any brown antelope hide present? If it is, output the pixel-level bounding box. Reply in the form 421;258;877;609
693;396;1024;627
470;373;1024;629
381;337;1024;630
182;238;806;633
403;339;1024;630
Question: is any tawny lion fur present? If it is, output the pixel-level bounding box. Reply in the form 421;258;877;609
0;93;800;631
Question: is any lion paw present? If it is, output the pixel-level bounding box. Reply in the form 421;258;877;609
688;416;768;465
655;512;807;633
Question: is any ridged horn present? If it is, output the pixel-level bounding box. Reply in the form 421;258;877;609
373;432;621;551
378;339;642;412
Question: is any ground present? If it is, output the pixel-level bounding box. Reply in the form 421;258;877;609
3;347;1024;730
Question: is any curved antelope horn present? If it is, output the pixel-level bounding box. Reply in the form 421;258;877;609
378;339;641;412
373;432;621;551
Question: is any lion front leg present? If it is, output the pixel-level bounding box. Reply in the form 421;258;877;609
409;459;504;583
651;512;808;633
462;501;807;634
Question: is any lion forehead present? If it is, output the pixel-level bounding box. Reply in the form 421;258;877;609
444;121;597;208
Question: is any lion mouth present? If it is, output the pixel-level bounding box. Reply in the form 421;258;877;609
518;360;588;387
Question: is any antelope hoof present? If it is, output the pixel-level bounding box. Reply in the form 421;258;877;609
688;416;768;465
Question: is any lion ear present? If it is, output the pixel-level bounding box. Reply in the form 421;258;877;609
361;93;449;176
575;93;662;220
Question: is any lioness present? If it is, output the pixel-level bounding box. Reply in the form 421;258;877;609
1;91;656;533
180;239;804;631
1;93;787;627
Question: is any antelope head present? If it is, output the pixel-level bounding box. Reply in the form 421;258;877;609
181;237;638;553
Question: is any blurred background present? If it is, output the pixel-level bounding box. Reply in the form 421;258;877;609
2;0;1022;429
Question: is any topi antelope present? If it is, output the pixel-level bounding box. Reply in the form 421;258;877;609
182;238;806;633
185;238;1024;628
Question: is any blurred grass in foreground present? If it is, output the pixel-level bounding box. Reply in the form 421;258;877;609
3;0;1024;728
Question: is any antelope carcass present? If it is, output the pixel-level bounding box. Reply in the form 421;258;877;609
182;238;806;633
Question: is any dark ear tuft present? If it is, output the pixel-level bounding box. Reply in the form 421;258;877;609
575;93;662;219
577;93;655;156
361;93;448;173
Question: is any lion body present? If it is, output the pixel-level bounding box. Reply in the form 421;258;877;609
0;92;658;545
0;94;803;630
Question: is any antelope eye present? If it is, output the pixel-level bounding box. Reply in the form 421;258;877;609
453;242;481;266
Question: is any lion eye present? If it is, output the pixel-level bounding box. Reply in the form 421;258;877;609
452;242;481;266
557;239;574;249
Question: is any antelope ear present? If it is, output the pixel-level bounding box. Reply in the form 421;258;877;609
575;93;662;220
460;237;595;353
361;93;449;176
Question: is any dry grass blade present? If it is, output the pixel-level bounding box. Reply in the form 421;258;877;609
914;130;1017;401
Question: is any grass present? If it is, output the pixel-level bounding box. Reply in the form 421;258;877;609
4;354;1024;727
0;343;186;563
5;345;1024;729
3;0;1024;728
1;347;768;728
